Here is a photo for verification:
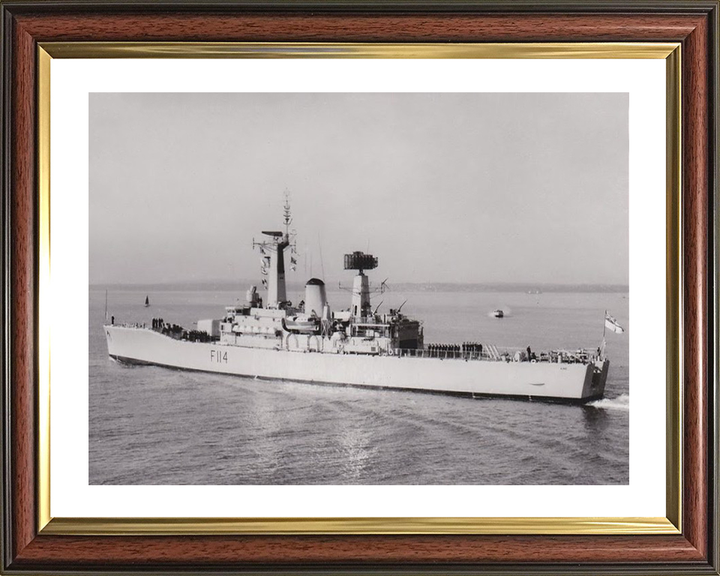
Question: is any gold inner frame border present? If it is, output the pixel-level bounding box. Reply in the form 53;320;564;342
36;41;682;536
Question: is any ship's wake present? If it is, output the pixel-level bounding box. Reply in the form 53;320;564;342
587;393;629;411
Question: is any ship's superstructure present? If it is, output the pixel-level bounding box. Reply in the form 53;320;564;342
105;199;611;403
202;255;422;358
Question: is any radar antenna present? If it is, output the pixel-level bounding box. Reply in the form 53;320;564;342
344;251;378;273
343;251;378;318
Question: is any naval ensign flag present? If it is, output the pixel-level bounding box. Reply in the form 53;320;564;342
604;312;625;334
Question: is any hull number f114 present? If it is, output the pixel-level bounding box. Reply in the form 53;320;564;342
210;349;228;364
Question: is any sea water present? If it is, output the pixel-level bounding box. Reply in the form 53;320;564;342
89;288;629;485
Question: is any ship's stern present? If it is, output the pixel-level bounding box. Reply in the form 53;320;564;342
580;359;609;402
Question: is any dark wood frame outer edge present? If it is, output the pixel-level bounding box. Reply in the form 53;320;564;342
0;2;718;574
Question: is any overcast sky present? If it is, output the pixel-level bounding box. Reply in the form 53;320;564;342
89;92;628;286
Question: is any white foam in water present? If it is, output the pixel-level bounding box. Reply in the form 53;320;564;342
588;393;630;411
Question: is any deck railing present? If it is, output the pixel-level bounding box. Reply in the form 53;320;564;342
395;346;601;364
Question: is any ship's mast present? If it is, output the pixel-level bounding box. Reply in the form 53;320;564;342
283;192;292;236
253;193;296;309
344;251;378;319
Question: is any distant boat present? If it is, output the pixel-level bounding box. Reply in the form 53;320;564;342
491;309;504;318
144;295;150;308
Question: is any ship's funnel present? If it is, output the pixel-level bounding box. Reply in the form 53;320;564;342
305;278;327;318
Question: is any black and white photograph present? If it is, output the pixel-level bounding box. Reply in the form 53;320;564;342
89;92;629;486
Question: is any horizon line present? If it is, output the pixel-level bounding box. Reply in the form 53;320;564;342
90;279;630;290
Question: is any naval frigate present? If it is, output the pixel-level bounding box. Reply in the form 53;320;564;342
104;198;610;403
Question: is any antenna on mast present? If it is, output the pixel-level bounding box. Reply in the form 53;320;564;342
318;233;325;280
283;190;292;237
344;251;378;318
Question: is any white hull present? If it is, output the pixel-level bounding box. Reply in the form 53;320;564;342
105;326;608;403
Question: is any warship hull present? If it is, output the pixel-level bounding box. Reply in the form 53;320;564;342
105;325;608;403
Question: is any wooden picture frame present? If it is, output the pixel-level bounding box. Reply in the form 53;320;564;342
1;1;717;573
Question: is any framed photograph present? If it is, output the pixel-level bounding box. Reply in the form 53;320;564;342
1;1;717;574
